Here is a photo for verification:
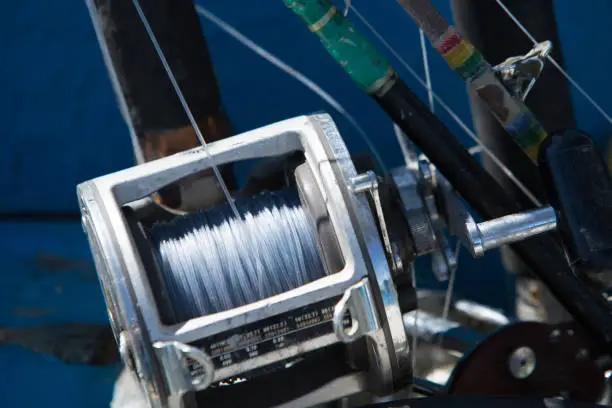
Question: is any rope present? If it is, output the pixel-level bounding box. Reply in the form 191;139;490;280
148;189;327;322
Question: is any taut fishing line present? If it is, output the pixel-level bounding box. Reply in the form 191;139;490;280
148;189;328;322
194;4;388;174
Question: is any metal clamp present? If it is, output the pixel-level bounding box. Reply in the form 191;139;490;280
153;341;215;392
391;162;456;282
391;166;437;256
419;161;457;281
493;40;552;100
392;127;458;282
333;279;381;343
350;171;403;274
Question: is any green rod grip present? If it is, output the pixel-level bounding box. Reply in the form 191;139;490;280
283;0;395;94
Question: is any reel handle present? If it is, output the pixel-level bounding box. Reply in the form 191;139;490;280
539;129;612;273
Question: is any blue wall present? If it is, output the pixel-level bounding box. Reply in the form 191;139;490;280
2;0;612;406
5;0;612;213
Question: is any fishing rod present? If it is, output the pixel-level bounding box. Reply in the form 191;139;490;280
394;0;549;161
282;0;612;350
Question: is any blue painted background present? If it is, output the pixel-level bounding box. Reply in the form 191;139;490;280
2;0;612;406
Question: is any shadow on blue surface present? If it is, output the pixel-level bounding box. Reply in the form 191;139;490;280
0;221;118;407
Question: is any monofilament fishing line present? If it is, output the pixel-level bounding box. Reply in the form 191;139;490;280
148;188;327;322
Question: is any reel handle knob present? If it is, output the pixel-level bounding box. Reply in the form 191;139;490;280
539;129;612;273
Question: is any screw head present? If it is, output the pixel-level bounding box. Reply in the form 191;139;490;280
508;346;536;379
549;329;561;343
576;348;589;362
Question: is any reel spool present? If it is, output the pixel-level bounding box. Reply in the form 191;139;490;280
78;114;413;408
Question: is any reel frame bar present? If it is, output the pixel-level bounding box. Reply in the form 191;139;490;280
78;114;410;405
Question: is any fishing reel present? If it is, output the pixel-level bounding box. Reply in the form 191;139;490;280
78;114;418;408
79;0;612;401
79;112;612;408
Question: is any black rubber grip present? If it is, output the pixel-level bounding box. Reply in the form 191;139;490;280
539;129;612;273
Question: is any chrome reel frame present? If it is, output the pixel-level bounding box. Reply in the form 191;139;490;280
77;114;411;407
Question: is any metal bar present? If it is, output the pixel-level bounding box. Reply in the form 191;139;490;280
476;207;558;253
